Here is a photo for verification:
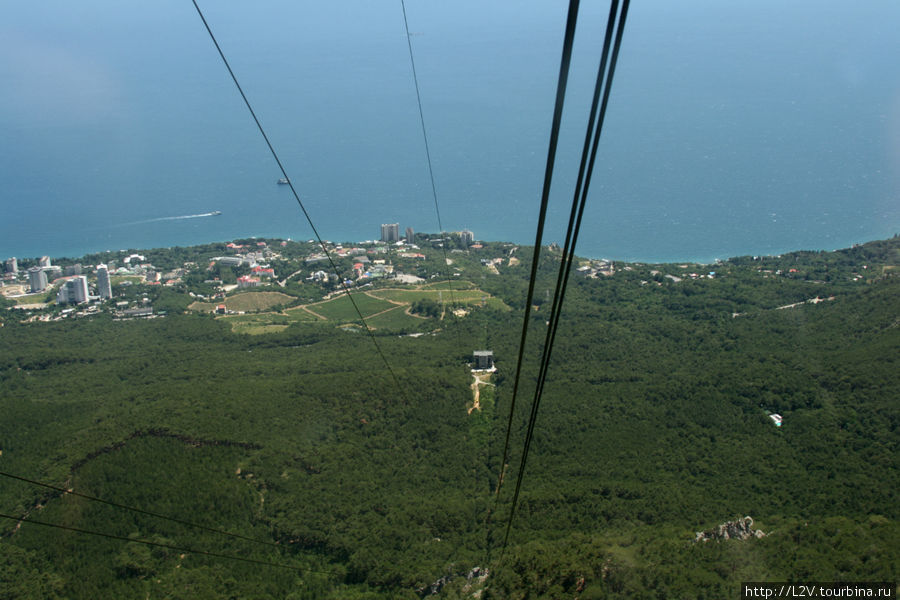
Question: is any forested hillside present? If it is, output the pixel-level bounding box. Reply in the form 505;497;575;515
1;237;897;598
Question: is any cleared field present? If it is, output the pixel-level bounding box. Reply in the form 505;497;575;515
12;292;53;305
222;291;294;312
307;292;396;321
222;310;318;334
420;280;476;290
368;288;509;310
231;323;290;335
365;305;423;330
202;284;505;334
190;291;294;313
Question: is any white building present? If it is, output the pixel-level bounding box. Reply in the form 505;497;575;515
28;267;47;292
217;256;243;267
381;223;400;243
57;276;89;305
96;264;112;299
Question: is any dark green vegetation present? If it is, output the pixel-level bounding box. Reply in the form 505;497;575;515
1;237;898;598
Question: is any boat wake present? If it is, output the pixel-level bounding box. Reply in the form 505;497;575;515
120;211;222;226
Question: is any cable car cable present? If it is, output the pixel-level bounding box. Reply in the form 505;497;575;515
493;0;630;569
0;511;336;575
492;0;582;513
399;0;460;327
190;0;408;401
0;469;282;549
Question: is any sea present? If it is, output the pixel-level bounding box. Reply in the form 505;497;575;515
2;0;899;264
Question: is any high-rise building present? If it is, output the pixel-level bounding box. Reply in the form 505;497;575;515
28;267;48;293
57;276;89;304
381;223;400;243
405;227;414;242
460;229;474;246
5;257;17;274
96;264;112;299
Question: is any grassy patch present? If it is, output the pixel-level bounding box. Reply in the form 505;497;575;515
365;305;422;330
12;292;53;305
420;280;476;290
369;288;510;310
307;292;396;321
189;291;295;313
221;291;294;312
222;311;317;334
231;323;290;335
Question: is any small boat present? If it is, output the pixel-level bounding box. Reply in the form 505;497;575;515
211;210;222;216
278;178;289;185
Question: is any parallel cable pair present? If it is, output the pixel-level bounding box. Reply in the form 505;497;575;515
0;470;279;549
0;469;334;572
0;511;335;575
491;0;631;570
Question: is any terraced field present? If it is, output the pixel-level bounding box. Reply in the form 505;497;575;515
196;283;506;334
302;292;397;321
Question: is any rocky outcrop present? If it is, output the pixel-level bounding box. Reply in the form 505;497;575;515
694;516;765;542
418;567;489;597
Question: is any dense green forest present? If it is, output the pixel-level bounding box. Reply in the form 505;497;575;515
1;237;898;598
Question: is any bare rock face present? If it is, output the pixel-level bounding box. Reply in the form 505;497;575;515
419;566;489;597
694;516;765;542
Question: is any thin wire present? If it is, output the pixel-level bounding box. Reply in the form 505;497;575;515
495;0;630;566
493;0;581;504
398;0;459;330
0;512;335;575
190;0;407;400
0;470;281;549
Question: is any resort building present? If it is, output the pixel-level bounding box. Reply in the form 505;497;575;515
96;264;112;299
381;223;400;243
28;267;47;293
57;276;89;305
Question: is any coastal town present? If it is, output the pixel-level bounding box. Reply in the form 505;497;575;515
0;224;498;324
1;223;884;328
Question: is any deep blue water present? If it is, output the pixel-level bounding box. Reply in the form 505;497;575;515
2;0;898;263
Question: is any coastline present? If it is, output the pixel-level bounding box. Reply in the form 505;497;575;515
4;230;895;267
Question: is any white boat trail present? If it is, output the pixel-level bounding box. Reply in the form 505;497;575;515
118;211;222;227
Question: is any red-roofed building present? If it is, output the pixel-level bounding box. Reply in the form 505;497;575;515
251;266;275;278
216;304;227;315
237;275;261;288
257;241;267;247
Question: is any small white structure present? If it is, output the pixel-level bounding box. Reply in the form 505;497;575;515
768;413;783;427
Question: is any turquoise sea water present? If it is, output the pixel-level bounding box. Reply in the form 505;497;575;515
2;0;898;263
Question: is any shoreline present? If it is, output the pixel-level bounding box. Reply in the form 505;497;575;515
3;231;893;268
